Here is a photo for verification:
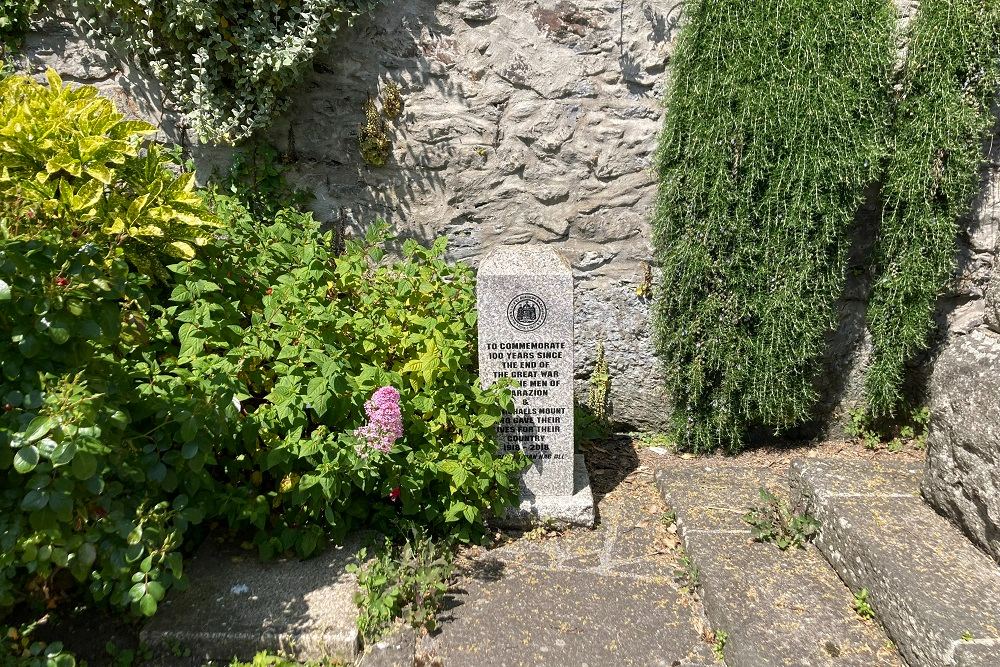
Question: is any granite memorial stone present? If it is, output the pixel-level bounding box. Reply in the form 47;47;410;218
477;245;594;526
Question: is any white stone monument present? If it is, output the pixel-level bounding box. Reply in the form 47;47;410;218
477;245;594;526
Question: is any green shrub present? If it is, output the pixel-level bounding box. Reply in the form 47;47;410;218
864;0;1000;416
652;0;895;451
0;72;523;623
0;71;215;617
160;197;526;555
74;0;376;143
0;70;216;276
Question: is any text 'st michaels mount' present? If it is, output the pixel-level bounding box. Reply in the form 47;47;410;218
476;246;576;499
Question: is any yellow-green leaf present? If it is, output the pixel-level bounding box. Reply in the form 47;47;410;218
167;241;196;259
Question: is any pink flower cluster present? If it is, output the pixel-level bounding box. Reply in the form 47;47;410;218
354;386;404;456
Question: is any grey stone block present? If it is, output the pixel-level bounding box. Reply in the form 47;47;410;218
792;458;1000;667
358;625;417;667
499;452;595;528
478;245;576;498
656;465;902;667
141;538;362;664
921;329;1000;565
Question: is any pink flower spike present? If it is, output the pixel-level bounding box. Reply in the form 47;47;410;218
354;386;404;454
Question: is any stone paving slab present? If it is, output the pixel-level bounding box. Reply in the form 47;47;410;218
656;464;903;667
141;538;362;665
417;455;717;667
791;459;1000;667
430;565;714;667
656;465;771;533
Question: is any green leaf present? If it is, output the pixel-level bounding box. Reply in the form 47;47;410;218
180;417;198;443
13;445;39;473
128;582;145;601
23;416;53;443
71;452;97;480
178;322;205;358
52;653;76;667
0;279;10;301
20;488;48;511
77;542;97;567
146;580;166;601
138;593;157;616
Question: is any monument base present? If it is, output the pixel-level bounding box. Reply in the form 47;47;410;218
499;454;596;528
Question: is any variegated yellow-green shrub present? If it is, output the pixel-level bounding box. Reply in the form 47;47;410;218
0;70;215;280
0;71;215;619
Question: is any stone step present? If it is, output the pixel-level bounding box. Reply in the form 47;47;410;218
790;459;1000;667
141;537;362;665
655;464;902;667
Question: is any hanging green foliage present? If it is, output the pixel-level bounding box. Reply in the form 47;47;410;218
863;0;1000;417
0;0;39;55
652;0;895;452
74;0;377;143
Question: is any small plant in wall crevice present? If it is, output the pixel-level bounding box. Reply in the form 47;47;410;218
358;81;406;167
711;629;728;661
852;588;875;620
845;406;930;453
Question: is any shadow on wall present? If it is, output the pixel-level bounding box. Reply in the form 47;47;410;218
258;0;470;252
618;1;683;96
18;2;186;141
248;0;680;260
807;106;1000;439
804;182;883;439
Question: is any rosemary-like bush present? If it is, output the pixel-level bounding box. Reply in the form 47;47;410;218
864;0;1000;416
653;0;895;451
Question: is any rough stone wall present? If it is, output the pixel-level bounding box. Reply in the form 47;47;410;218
921;327;1000;566
264;0;683;431
15;1;1000;437
920;119;1000;561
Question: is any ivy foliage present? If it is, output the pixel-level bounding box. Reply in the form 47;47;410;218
652;0;895;451
75;0;376;143
864;0;1000;417
0;0;39;55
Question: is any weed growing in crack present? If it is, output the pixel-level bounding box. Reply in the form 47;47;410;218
674;552;700;589
349;531;454;643
711;630;728;661
852;588;875;620
744;487;818;551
